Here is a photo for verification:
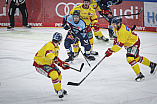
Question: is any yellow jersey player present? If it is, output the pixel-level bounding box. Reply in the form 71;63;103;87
33;32;70;98
90;0;122;39
70;0;109;56
105;17;157;81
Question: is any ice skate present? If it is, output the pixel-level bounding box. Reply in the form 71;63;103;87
65;55;74;62
150;62;157;74
7;26;14;31
101;36;109;42
135;72;145;82
23;25;32;28
90;51;98;55
84;53;95;61
55;89;67;98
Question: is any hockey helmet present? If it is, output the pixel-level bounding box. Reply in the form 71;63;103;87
111;17;122;24
52;32;62;42
73;10;80;24
83;0;90;2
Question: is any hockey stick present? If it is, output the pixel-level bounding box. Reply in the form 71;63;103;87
80;49;91;67
99;25;136;31
70;63;84;72
98;7;143;19
131;25;136;31
67;55;107;86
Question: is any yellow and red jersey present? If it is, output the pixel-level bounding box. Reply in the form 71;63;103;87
70;3;98;25
90;0;101;11
111;24;138;52
33;41;60;66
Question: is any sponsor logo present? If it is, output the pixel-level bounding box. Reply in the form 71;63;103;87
55;2;81;17
55;23;63;27
113;6;140;19
135;26;145;31
0;23;43;27
28;23;43;27
0;7;19;16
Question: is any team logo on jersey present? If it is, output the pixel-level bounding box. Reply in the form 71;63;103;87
67;35;73;40
69;19;72;21
88;13;93;16
78;26;82;31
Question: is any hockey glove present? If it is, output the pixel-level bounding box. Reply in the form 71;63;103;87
93;23;99;32
53;56;58;62
56;58;70;70
86;24;92;33
62;24;70;30
62;62;70;70
105;48;114;57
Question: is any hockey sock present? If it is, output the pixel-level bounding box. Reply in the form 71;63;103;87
136;56;151;66
93;30;103;37
127;57;141;75
73;42;79;53
49;71;62;91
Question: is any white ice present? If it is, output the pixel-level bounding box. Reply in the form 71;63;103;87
0;27;157;104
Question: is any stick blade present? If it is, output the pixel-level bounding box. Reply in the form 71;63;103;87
67;82;80;86
138;7;143;14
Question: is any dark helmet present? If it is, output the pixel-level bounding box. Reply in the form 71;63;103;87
111;17;122;24
52;32;62;42
83;0;90;2
73;10;80;18
73;10;80;24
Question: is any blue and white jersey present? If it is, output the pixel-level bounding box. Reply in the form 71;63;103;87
63;15;87;38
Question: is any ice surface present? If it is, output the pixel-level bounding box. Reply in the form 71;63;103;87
0;27;157;104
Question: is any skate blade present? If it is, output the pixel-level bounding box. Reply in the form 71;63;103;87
136;78;145;82
152;67;157;75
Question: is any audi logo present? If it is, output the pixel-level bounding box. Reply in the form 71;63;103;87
55;2;82;17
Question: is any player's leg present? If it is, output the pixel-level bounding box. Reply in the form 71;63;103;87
93;30;109;42
7;1;16;30
18;2;31;28
135;56;157;74
73;38;80;58
87;30;98;55
80;35;95;61
126;43;145;81
64;32;74;62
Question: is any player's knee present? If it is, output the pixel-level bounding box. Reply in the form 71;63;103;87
126;57;135;63
84;44;91;51
49;71;59;80
64;41;71;49
89;38;93;44
58;74;62;82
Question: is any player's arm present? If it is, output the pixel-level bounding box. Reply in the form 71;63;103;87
105;29;128;57
90;9;100;32
62;15;70;30
55;57;70;70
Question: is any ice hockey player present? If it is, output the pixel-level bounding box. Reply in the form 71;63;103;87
33;32;70;98
105;17;157;82
62;10;95;62
90;0;122;39
70;0;109;56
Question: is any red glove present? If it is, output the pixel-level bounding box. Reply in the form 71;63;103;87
86;24;92;33
61;62;70;70
101;10;111;15
56;58;70;70
105;48;114;57
113;38;117;45
93;23;99;32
